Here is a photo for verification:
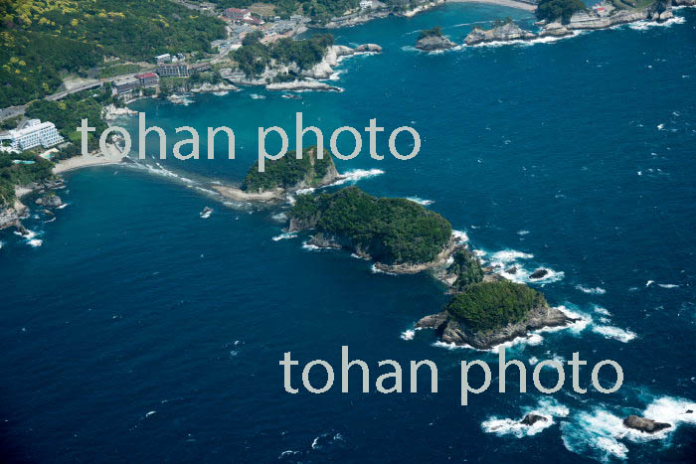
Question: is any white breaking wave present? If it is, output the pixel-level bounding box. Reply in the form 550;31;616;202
329;168;385;186
301;241;322;251
657;283;679;289
370;264;396;276
470;31;584;49
575;285;607;295
405;196;434;206
272;232;298;242
593;306;612;316
629;15;686;31
482;398;570;438
561;409;629;463
452;230;469;243
591;325;637;343
400;329;415;341
296;187;315;195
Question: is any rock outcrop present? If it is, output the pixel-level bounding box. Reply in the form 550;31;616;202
623;415;672;434
0;200;27;231
521;414;549;427
223;43;382;91
35;193;63;208
416;34;457;51
416;304;575;350
465;21;537;46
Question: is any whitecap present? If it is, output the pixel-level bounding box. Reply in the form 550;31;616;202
145;410;157;418
517;229;530;236
405;196;434;206
301;241;322;251
452;230;469;243
561;409;629;463
272;232;298;242
593;306;612;316
400;329;415;341
482;398;569;438
575;285;607;295
489;249;534;266
329;168;385;186
469;30;583;49
370;264;396;276
629;15;686;31
27;239;43;248
271;212;288;222
657;283;679;289
592;325;637;343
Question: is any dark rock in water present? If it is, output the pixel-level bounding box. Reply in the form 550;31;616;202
416;34;456;51
529;268;549;280
520;413;548;427
686;409;693;414
505;266;518;275
35;194;63;208
623;415;672;434
355;43;382;53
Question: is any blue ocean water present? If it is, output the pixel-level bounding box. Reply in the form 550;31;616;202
2;4;696;463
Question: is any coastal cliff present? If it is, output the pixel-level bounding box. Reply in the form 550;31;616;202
0;199;28;231
224;38;382;92
416;281;575;350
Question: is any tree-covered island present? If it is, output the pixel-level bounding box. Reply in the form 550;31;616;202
212;146;340;202
289;186;453;266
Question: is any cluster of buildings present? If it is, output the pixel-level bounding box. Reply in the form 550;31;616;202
113;57;213;98
0;119;64;152
223;8;264;25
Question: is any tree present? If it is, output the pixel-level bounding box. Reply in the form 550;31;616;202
536;0;587;24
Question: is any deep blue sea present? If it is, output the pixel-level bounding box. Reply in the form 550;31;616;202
2;4;696;463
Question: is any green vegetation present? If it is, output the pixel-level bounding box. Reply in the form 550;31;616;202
25;89;110;152
232;33;334;78
448;248;484;291
98;63;145;79
0;0;225;106
0;151;53;206
446;281;548;332
418;26;443;40
536;0;587;23
202;0;361;23
242;147;335;191
291;186;453;264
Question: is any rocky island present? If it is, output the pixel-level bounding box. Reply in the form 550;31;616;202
417;280;575;350
623;415;672;434
416;27;457;51
212;146;340;203
465;19;537;46
288;186;456;272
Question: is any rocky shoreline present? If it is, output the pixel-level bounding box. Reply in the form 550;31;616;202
464;0;692;46
416;303;576;350
221;43;382;93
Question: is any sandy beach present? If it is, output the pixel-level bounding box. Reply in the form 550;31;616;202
446;0;537;11
52;142;128;175
212;185;283;202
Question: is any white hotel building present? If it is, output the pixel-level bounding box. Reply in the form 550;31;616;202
0;119;64;151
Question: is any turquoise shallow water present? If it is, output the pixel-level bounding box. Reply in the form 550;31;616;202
2;4;696;463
